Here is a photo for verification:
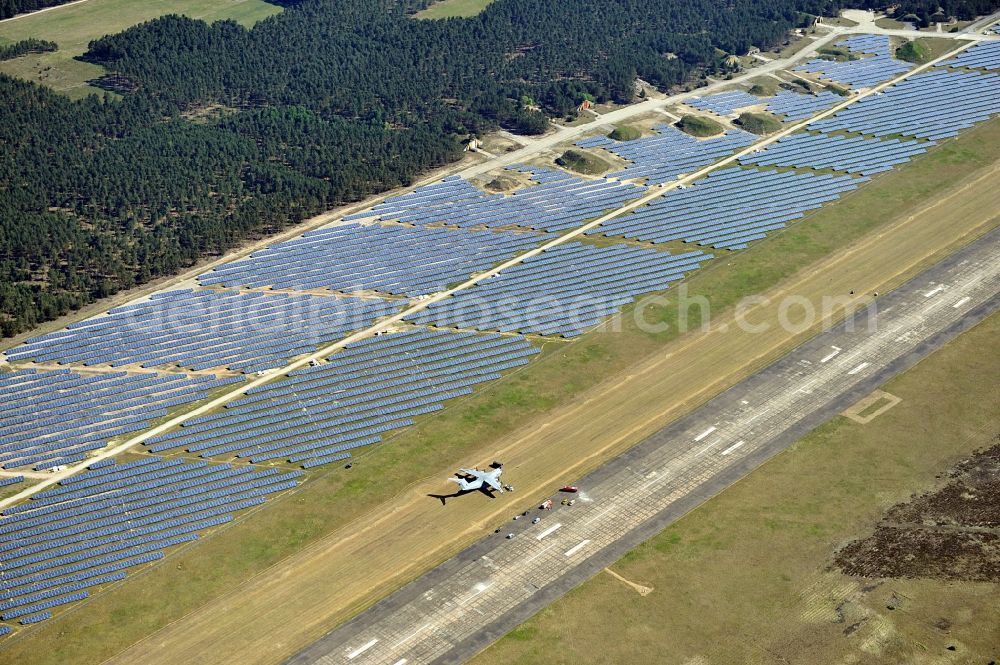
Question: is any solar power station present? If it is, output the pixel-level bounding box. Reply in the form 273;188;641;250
576;124;757;184
795;34;913;88
0;458;301;626
686;89;763;116
589;167;863;249
143;329;539;467
739;132;929;175
0;370;242;471
406;242;713;336
2;31;1000;633
8;290;396;373
197;223;543;298
346;167;646;233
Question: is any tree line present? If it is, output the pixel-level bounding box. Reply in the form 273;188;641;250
2;0;998;337
0;39;57;61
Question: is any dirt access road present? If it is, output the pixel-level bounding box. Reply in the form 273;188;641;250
101;144;1000;665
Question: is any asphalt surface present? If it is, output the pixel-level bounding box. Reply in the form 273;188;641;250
284;227;1000;665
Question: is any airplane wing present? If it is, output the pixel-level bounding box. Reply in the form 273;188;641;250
448;476;484;492
483;470;504;493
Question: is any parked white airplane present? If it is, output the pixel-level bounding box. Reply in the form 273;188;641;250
448;463;504;494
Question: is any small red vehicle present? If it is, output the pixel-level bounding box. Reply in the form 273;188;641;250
559;486;578;493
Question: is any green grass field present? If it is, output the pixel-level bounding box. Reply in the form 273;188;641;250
414;0;494;19
902;36;963;63
0;0;281;98
2;103;998;665
475;311;1000;664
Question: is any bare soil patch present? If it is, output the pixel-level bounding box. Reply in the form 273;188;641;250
836;437;1000;582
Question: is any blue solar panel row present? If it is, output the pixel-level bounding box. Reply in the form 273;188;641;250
811;68;1000;140
795;35;912;88
837;34;895;55
588;166;863;250
18;611;50;625
142;328;540;466
0;476;23;488
763;89;843;120
198;223;542;297
344;167;647;233
0;369;242;471
6;290;396;373
0;457;301;631
739;131;928;174
576;124;757;185
406;242;712;337
686;90;762;116
944;40;1000;71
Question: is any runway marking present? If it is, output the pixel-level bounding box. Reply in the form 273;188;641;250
694;426;716;442
564;540;591;557
392;660;408;665
524;543;555;564
583;507;614;528
390;623;431;649
952;296;971;308
924;285;945;297
694;440;719;457
347;638;378;659
820;346;842;363
536;523;562;541
721;440;746;456
847;362;869;375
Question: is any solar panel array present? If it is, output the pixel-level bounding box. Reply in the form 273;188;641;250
576;124;757;185
837;34;894;55
345;168;646;233
739;131;928;174
811;68;1000;140
945;40;1000;71
407;242;712;337
6;290;396;373
588;167;863;250
143;328;539;467
0;369;242;471
795;35;912;88
763;89;843;120
686;90;762;116
0;457;301;628
198;223;541;298
6;31;1000;634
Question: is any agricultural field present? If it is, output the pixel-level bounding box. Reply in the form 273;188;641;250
414;0;494;19
3;102;998;665
475;310;1000;665
0;0;281;97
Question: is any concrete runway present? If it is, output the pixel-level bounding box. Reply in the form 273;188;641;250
285;226;1000;665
